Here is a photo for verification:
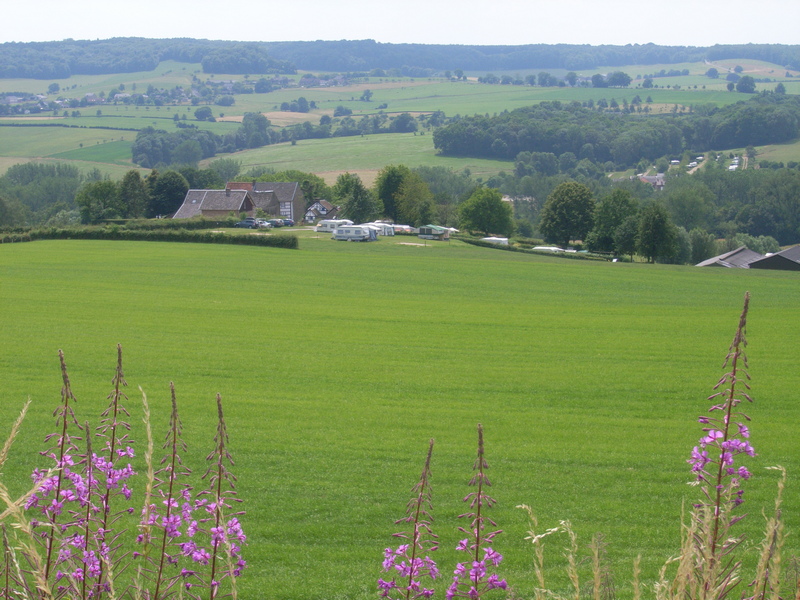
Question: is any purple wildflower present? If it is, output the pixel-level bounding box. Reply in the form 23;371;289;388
379;439;438;600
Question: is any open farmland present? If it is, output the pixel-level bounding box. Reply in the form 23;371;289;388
1;237;798;600
2;57;799;179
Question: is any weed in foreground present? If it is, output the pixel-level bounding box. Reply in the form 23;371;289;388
517;292;794;600
0;345;246;600
379;439;439;599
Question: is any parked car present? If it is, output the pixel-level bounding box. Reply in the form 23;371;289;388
255;219;272;229
267;219;284;227
282;218;295;226
234;218;257;229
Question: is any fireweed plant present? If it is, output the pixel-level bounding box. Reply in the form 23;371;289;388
380;427;507;600
446;424;506;600
0;346;246;600
517;293;792;600
379;439;439;600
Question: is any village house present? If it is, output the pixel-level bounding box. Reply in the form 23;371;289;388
172;189;254;219
638;173;666;191
173;181;306;221
304;199;340;222
226;181;305;222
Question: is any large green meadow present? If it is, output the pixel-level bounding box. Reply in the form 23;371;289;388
1;236;798;599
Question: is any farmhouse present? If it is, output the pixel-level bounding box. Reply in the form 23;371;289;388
638;174;666;191
227;181;305;223
695;246;764;268
172;189;254;219
748;245;800;271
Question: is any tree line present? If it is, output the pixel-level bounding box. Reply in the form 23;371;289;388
0;39;294;79
3;156;797;265
2;38;798;80
0;160;241;226
433;94;800;167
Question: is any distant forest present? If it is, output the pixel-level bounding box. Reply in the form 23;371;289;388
433;94;800;164
1;38;799;79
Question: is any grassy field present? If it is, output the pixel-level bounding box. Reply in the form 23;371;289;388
204;133;512;185
1;236;798;600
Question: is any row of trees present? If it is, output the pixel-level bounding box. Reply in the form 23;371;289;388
132;113;275;168
331;168;514;237
499;155;800;247
75;170;191;222
132;110;429;168
537;182;780;264
0;159;245;227
4;146;799;252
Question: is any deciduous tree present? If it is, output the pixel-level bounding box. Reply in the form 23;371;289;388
118;170;149;218
636;201;678;263
736;76;756;93
585;189;638;253
334;173;382;223
375;165;411;223
459;187;513;237
149;170;189;217
538;182;595;247
76;180;122;224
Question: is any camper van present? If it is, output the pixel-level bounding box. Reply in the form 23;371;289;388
315;219;353;233
331;225;377;242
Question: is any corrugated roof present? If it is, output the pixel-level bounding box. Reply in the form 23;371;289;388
695;246;764;268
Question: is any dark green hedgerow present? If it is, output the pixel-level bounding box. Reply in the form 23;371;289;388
102;217;238;231
21;226;298;249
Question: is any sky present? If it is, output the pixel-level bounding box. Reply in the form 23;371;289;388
3;0;798;47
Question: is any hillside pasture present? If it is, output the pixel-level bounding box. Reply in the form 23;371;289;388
0;125;132;158
0;238;798;600
204;132;512;185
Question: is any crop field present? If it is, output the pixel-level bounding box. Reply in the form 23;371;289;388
49;139;135;165
1;237;798;600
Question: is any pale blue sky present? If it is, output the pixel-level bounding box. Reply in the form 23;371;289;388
3;0;798;47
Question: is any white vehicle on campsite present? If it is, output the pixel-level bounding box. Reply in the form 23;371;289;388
331;225;377;242
481;237;509;245
316;219;353;233
533;246;565;253
362;222;395;236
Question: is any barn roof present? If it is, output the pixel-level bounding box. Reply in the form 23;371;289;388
748;245;800;270
695;246;764;268
173;189;251;219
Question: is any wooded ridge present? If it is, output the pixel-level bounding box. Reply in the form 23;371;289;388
1;38;799;79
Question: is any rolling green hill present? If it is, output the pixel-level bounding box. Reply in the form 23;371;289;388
1;236;798;599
